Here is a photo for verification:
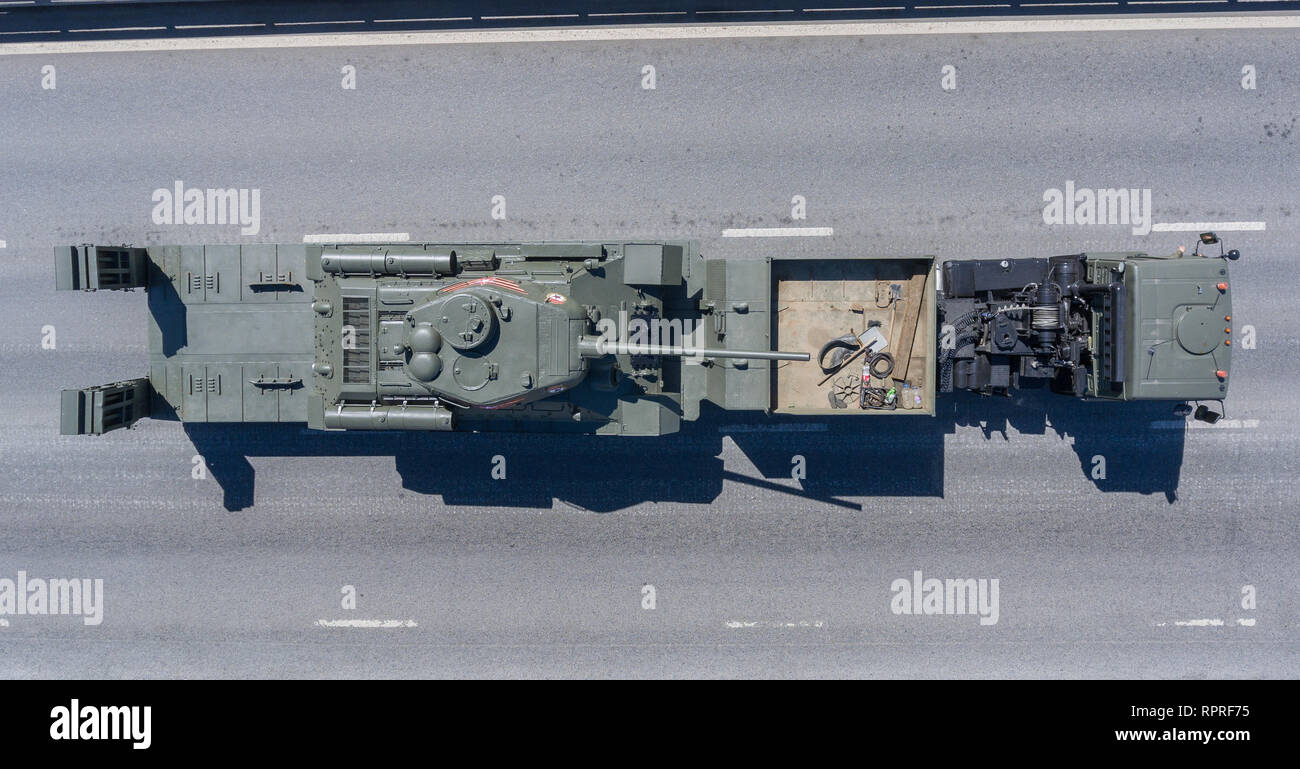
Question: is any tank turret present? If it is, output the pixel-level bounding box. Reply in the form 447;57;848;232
306;242;807;431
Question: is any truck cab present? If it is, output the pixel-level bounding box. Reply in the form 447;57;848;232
939;246;1234;410
1085;252;1232;402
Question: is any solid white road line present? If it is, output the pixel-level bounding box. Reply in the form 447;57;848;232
2;16;1299;56
1151;221;1267;232
303;232;411;243
722;226;833;237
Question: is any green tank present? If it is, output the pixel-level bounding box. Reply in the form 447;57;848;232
55;239;1235;437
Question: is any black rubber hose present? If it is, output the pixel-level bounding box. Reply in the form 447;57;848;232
869;352;895;378
817;333;861;374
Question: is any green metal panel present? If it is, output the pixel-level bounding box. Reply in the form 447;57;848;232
238;244;279;304
205;364;242;421
717;259;771;411
203;246;240;303
1123;256;1232;401
623;243;683;286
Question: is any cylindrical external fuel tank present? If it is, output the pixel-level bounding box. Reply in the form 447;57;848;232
320;252;459;277
323;404;455;431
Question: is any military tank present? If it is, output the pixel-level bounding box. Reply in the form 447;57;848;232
56;238;1234;437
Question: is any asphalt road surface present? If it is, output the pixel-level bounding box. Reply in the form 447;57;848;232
0;19;1296;677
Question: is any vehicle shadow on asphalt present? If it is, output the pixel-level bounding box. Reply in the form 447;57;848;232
184;387;1183;511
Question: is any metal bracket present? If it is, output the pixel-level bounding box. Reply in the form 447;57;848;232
248;375;303;389
249;271;300;291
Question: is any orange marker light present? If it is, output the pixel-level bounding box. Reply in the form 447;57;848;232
1217;282;1229;291
1225;340;1232;346
1225;327;1232;333
1216;370;1227;379
1225;315;1231;321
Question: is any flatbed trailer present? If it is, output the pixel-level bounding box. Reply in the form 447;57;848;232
56;240;1233;437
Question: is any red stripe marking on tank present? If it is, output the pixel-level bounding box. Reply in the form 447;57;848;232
439;277;525;294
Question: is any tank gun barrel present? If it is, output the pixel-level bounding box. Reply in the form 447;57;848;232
577;336;809;362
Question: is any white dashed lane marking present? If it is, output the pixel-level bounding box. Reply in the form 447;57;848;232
1151;221;1266;232
303;232;411;243
315;619;418;628
722;227;833;237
